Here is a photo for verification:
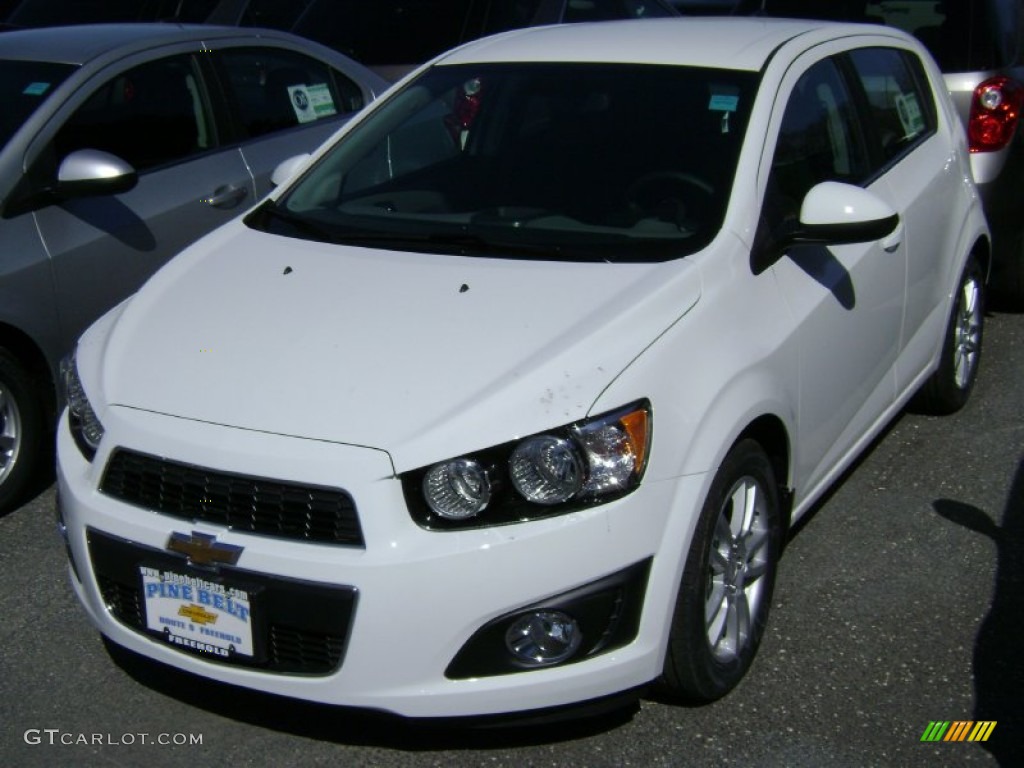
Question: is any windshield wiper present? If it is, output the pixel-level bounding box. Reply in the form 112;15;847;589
330;229;562;259
245;201;339;243
247;205;566;259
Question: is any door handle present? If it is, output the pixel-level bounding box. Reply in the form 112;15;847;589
203;184;248;209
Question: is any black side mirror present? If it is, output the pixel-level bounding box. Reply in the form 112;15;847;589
753;181;899;273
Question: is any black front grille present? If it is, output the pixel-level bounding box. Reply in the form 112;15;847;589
90;530;357;675
100;448;363;546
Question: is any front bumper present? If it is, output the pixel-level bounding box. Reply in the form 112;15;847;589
57;404;703;718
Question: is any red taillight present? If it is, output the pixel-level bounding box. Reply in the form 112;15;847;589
968;76;1024;153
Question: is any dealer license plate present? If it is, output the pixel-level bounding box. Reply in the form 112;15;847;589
140;566;255;658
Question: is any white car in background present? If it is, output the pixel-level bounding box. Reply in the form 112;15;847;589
58;18;988;719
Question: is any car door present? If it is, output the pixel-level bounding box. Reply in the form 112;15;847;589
27;49;254;346
844;45;960;391
212;45;373;199
758;52;907;499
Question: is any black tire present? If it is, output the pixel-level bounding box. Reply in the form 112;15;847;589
990;232;1024;311
0;348;46;513
913;257;985;415
661;439;782;703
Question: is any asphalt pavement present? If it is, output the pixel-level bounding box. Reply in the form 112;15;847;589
1;309;1021;768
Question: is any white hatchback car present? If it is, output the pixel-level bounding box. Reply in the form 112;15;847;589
58;18;988;719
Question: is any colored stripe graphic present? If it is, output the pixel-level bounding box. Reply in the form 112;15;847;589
969;722;997;742
920;721;996;742
921;722;950;742
945;722;973;741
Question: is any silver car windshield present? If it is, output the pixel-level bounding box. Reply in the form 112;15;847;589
0;60;77;151
252;63;757;262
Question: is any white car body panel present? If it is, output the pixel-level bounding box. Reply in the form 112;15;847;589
96;222;700;473
57;18;990;718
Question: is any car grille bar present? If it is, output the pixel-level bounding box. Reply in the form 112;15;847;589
100;448;363;546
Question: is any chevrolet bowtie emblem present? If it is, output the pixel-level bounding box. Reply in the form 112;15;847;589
167;531;243;566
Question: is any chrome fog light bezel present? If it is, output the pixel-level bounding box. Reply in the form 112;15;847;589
445;558;652;679
504;610;582;666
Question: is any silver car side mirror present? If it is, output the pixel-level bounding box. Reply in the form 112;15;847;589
56;149;138;198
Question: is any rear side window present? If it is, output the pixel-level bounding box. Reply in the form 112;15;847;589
218;48;365;139
847;47;937;168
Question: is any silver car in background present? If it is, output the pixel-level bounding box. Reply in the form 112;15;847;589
0;23;387;512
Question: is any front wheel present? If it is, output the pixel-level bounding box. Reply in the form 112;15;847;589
0;348;47;514
913;257;984;415
661;439;782;703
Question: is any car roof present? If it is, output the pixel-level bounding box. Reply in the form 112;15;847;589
437;17;914;72
0;22;303;65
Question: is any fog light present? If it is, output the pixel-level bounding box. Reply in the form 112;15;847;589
505;610;581;666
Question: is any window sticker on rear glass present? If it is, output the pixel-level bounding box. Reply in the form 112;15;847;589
23;82;51;96
288;83;338;124
895;92;925;138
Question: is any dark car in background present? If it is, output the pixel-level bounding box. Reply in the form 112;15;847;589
735;0;1024;305
0;23;387;512
3;1;681;81
205;0;681;80
1;0;219;27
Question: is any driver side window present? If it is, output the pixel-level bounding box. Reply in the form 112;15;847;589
53;55;213;173
767;57;868;222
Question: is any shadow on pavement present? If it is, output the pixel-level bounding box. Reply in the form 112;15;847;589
933;457;1024;767
103;636;639;749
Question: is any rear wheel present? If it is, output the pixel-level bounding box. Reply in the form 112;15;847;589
661;439;782;702
0;349;46;513
914;257;984;415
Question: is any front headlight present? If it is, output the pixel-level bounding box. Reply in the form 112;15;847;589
60;350;104;461
403;401;650;530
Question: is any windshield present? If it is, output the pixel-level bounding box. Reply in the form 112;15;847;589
0;59;77;150
250;62;756;262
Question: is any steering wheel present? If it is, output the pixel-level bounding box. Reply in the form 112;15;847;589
624;171;715;226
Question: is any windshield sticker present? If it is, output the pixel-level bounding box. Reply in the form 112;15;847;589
709;92;739;134
708;93;739;112
23;82;51;96
288;83;338;124
895;92;925;138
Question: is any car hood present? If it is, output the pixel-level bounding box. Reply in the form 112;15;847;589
91;222;701;471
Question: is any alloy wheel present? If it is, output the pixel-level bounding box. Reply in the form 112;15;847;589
953;273;983;389
0;382;22;484
705;475;771;663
